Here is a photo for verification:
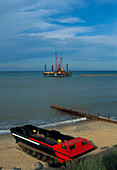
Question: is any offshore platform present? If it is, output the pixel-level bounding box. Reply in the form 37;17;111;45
43;52;72;77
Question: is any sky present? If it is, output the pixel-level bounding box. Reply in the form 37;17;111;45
0;0;117;71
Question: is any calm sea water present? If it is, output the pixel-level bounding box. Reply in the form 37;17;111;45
0;71;117;133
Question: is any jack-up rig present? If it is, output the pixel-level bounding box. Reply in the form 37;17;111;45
43;52;72;77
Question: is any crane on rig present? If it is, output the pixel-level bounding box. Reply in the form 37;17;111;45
43;52;72;77
55;52;64;72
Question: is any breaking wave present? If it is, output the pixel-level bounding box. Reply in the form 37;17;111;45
39;117;87;128
0;117;87;135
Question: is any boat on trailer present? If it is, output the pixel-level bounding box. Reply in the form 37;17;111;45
10;124;95;166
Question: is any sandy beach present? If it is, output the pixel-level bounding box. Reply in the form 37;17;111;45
0;120;117;170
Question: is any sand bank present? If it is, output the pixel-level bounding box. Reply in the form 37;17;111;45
0;120;117;169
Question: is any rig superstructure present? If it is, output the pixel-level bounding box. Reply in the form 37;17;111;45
43;52;72;77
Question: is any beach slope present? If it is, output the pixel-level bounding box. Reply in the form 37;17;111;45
0;120;117;169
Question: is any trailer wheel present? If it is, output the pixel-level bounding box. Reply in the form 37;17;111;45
21;146;26;152
31;150;36;157
36;153;42;160
42;155;48;162
54;159;59;165
26;148;31;155
48;158;54;167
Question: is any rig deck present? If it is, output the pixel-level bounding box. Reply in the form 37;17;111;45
43;71;72;77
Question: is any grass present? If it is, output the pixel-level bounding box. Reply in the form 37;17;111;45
62;148;117;170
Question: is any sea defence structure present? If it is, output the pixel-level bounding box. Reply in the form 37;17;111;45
50;102;117;124
43;52;72;77
80;74;117;77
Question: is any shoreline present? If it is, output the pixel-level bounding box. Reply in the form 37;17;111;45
0;120;117;169
0;117;87;135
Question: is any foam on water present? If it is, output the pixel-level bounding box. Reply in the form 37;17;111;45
0;117;86;135
0;130;10;135
39;117;87;128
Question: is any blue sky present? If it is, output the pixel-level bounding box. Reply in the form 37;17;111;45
0;0;117;71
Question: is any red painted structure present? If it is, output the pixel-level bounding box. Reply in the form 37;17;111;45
55;52;63;72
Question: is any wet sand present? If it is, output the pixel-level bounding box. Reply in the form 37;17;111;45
0;120;117;169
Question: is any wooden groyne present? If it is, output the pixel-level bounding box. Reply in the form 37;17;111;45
50;102;117;124
80;74;117;77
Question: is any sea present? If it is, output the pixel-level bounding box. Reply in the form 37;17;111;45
0;71;117;135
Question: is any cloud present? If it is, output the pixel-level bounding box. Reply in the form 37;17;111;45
21;26;95;39
0;0;88;35
0;0;35;15
95;0;117;4
77;35;117;47
0;33;117;70
51;17;85;24
36;0;87;10
20;7;58;18
19;0;87;15
0;1;87;37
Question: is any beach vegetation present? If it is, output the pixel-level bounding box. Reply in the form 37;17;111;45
62;149;117;170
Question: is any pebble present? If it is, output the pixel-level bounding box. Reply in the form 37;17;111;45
33;162;43;170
